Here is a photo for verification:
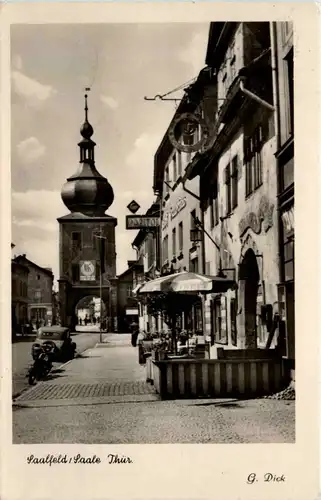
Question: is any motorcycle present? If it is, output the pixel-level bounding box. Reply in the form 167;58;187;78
27;344;54;385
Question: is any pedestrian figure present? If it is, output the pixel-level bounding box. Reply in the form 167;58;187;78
130;320;139;347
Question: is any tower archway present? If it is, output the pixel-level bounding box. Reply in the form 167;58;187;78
75;295;107;331
239;248;260;348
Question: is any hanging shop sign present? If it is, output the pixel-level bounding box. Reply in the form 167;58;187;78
127;200;141;214
168;112;210;153
80;260;96;281
162;196;187;230
126;215;160;230
239;196;274;237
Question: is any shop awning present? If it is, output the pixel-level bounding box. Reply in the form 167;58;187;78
137;271;235;294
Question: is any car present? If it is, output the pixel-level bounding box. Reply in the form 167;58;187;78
31;326;76;362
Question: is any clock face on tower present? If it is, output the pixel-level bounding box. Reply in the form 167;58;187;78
80;260;96;281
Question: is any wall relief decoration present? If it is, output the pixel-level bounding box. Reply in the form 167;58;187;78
239;196;274;237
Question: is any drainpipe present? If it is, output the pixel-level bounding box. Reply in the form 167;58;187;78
239;79;275;112
269;21;282;286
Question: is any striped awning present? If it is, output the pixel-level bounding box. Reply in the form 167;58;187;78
137;271;235;294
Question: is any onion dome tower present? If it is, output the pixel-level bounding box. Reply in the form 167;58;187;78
61;93;114;216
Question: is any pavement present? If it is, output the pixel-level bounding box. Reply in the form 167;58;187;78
12;332;107;398
13;333;295;444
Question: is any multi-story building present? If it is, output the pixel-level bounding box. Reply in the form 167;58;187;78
187;22;282;355
131;201;160;333
13;254;54;328
272;22;294;379
116;261;144;332
153;88;211;335
11;244;29;338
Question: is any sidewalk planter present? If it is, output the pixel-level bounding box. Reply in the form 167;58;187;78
152;357;284;400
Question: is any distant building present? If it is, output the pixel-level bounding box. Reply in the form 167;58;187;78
131;201;160;333
11;245;29;338
116;261;144;332
13;254;54;328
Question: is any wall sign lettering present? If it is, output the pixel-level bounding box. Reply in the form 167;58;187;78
162;196;187;230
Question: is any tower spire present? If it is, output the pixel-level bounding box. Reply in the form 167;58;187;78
84;87;90;122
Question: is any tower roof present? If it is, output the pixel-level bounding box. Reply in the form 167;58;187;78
61;93;114;217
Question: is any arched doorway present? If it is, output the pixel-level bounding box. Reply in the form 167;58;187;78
239;249;260;349
74;295;107;332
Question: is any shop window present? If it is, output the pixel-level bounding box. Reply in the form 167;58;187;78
178;222;183;252
213;296;223;343
245;127;263;197
230;298;237;346
194;303;203;334
190;257;199;273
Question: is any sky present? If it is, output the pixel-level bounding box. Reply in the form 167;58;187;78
11;23;210;286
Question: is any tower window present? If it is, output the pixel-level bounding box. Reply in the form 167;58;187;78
72;232;82;250
72;264;80;282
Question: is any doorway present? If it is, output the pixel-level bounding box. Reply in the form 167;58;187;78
239;249;260;348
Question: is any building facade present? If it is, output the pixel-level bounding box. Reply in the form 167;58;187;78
13;254;54;328
272;21;294;377
11;248;29;337
185;22;286;356
153;91;210;335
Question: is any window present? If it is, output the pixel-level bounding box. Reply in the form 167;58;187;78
190;257;199;273
127;285;133;298
162;235;169;263
285;48;294;136
177;151;182;178
164;167;170;195
172;227;176;258
172;154;177;184
230;298;237;346
224;165;231;215
194;303;203;334
229;43;236;82
178;222;183;252
72;264;79;282
190;209;196;230
72;232;82;251
245;127;263;197
37;274;40;280
34;290;42;301
231;156;238;209
214;297;222;343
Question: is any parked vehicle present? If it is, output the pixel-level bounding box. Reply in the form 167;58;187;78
31;326;76;363
27;344;54;385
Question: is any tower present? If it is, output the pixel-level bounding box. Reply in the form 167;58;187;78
57;94;118;331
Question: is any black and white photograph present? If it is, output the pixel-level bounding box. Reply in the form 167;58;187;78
10;19;297;445
1;4;319;499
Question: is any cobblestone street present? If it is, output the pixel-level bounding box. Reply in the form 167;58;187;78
13;334;295;444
